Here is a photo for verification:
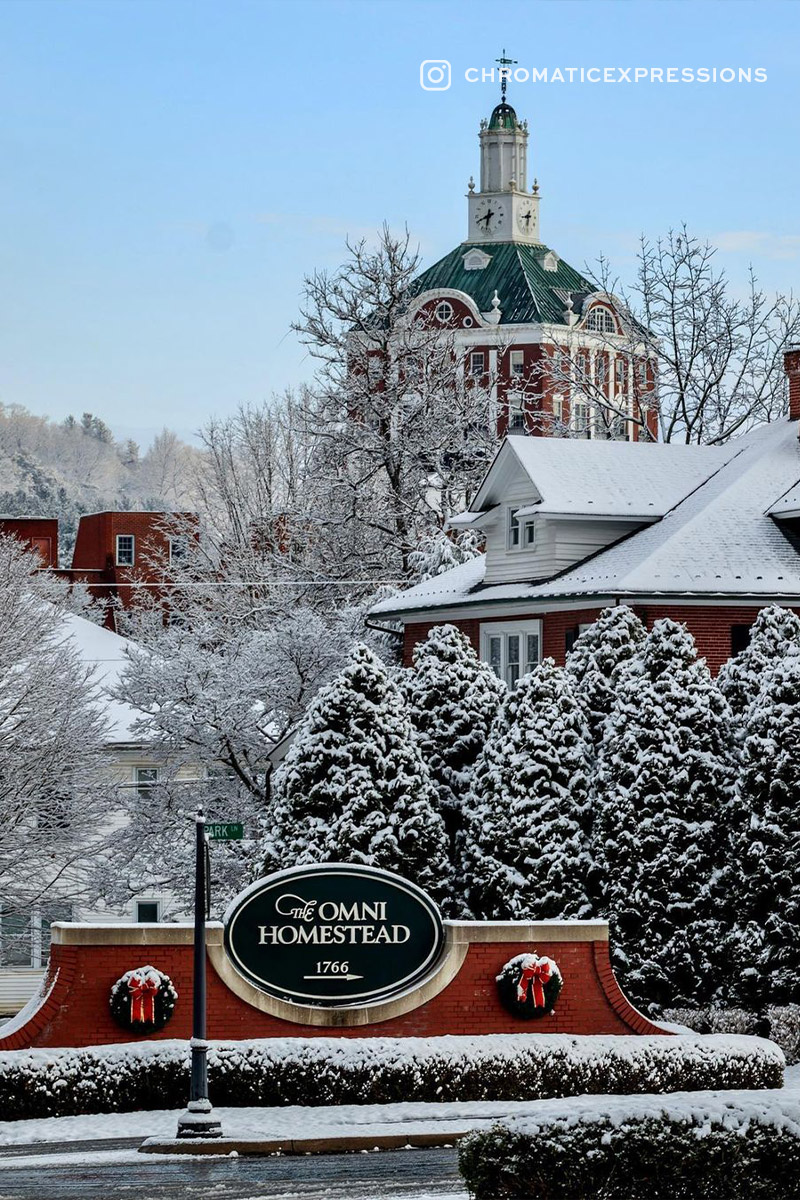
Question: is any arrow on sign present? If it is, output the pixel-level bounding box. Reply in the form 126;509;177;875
302;974;364;981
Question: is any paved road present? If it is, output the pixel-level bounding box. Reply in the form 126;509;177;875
0;1141;467;1200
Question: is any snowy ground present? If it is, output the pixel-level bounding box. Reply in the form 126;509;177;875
0;1098;543;1148
0;1067;796;1199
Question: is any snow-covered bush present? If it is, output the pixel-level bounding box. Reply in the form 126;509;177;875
727;653;800;1007
403;624;504;850
565;604;646;744
463;660;593;921
0;1033;782;1120
459;1088;800;1199
717;604;800;725
261;643;453;910
664;1006;800;1065
593;618;736;1010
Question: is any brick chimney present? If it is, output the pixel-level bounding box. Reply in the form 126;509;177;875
786;346;800;421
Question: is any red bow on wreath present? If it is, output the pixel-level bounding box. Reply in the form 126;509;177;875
517;958;552;1008
129;972;160;1023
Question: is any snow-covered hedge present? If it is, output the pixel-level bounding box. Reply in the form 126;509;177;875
459;1088;800;1198
664;1005;800;1065
0;1033;783;1120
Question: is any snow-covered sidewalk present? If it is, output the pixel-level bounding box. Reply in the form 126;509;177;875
0;1065;797;1152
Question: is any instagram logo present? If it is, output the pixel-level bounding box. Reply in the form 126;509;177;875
420;60;451;91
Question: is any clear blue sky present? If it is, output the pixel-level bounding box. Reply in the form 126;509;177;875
1;0;798;445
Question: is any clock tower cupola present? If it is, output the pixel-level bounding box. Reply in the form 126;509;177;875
467;53;541;245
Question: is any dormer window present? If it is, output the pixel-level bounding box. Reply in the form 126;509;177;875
463;248;492;271
435;301;454;324
585;306;616;333
507;507;534;548
508;508;520;548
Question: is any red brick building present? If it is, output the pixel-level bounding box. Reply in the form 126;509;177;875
0;516;59;567
370;351;800;676
0;510;196;628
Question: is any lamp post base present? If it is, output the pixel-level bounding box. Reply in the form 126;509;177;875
176;1098;224;1139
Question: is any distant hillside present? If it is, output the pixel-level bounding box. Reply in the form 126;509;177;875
0;405;200;564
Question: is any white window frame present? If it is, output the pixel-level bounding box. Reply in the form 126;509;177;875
508;394;525;432
571;399;590;437
168;536;187;564
469;351;486;376
509;349;525;378
135;898;162;924
435;300;454;324
586;306;616;333
481;620;543;689
116;534;135;566
507;506;535;549
507;507;521;549
134;766;159;795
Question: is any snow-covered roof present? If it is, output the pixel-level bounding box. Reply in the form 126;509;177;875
767;478;800;520
58;613;141;745
371;419;800;618
471;435;738;520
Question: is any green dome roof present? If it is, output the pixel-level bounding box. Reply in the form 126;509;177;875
488;102;519;131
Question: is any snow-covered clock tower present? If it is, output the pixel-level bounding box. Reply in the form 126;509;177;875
467;79;541;244
403;64;659;443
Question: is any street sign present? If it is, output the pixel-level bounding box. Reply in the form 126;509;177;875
223;863;445;1008
207;822;244;841
206;820;244;840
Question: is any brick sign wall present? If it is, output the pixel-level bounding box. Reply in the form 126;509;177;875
0;921;666;1050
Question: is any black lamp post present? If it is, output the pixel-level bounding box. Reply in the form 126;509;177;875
176;809;223;1139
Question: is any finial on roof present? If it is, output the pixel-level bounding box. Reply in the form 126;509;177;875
495;49;517;103
482;290;502;326
468;176;475;193
532;178;540;195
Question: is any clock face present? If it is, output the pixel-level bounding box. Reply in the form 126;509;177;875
474;198;504;236
517;206;535;234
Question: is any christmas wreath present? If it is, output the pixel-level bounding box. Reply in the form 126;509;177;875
496;952;563;1020
109;965;178;1034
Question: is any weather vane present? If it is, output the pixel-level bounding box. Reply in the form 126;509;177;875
495;49;517;103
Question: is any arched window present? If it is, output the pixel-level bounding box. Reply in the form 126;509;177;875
585;306;616;333
435;300;454;324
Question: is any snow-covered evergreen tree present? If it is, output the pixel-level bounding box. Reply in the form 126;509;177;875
406;531;483;585
565;605;646;743
261;643;453;909
728;653;800;1007
717;604;800;725
403;624;505;845
463;659;593;922
594;618;736;1010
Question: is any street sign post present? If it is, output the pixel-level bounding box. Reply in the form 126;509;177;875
176;809;223;1139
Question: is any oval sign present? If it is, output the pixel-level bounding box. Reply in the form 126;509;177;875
223;864;445;1008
